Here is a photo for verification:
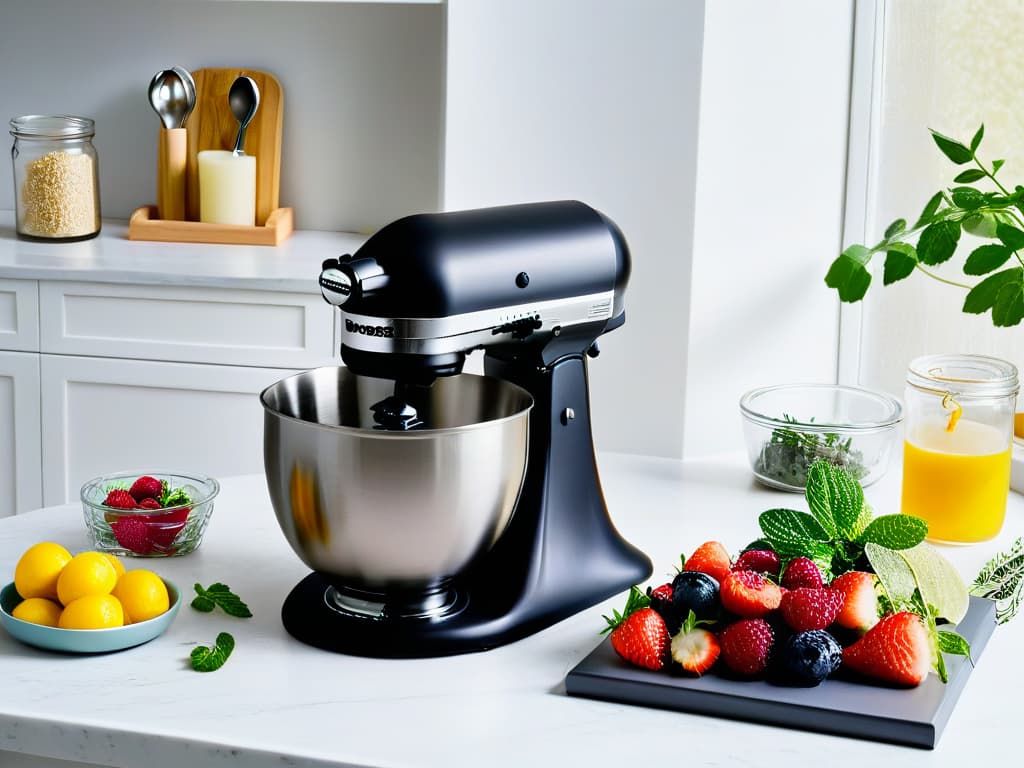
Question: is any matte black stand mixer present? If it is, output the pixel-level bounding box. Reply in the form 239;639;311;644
261;200;651;657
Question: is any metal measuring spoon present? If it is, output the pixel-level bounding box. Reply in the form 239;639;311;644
170;66;196;127
229;76;260;155
147;69;191;129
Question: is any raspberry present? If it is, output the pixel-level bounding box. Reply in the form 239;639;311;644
779;587;844;632
683;541;732;584
647;582;681;634
781;557;824;590
719;618;774;675
720;570;783;618
138;498;162;510
129;475;164;502
103;489;138;510
733;549;781;576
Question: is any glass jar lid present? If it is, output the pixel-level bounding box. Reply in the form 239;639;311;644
9;115;94;139
906;353;1019;399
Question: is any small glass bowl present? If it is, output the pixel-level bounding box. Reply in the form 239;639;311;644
740;384;903;492
81;471;219;557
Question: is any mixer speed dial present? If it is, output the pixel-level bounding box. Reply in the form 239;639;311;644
320;256;390;306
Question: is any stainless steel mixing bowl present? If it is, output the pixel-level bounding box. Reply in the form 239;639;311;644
261;367;532;594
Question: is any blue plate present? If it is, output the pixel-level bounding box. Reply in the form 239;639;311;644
0;580;180;653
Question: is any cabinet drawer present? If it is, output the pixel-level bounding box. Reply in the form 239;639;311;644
0;279;39;352
39;281;335;368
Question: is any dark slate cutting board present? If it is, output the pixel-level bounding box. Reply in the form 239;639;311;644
566;596;996;749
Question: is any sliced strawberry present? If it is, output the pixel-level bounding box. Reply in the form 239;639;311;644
720;569;782;618
830;571;880;632
670;611;720;676
683;541;732;584
779;587;843;632
128;475;164;502
603;587;669;671
781;557;824;590
719;618;774;675
110;516;153;555
733;549;780;576
842;612;931;686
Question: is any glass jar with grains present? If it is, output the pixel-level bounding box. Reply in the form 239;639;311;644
10;115;101;240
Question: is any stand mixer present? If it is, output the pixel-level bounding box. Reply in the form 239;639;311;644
261;200;652;657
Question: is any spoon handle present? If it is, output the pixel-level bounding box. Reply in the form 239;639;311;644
232;125;248;155
157;128;187;220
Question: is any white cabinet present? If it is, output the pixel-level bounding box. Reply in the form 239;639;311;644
0;351;42;517
0;278;39;352
40;355;299;506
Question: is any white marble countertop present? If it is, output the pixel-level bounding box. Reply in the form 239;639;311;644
0;452;1022;768
0;211;367;293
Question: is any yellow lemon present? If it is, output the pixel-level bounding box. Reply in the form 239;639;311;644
58;594;124;629
11;597;63;627
102;553;126;580
56;552;118;606
14;542;72;601
112;570;169;624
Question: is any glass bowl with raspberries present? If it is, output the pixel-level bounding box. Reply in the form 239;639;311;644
80;471;219;557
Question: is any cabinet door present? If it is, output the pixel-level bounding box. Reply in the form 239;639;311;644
0;351;42;517
41;355;299;506
0;279;39;352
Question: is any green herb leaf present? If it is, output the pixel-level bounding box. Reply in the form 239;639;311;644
914;191;945;228
970;537;1024;624
993;281;1024;327
192;583;253;618
964;244;1012;276
806;460;865;540
883;243;918;285
993;159;1005;175
859;514;928;550
936;628;972;661
190;632;235;672
970;124;985;152
954;169;986;183
759;508;831;545
930;129;973;164
884;218;907;238
997;222;1024;250
917;221;960;265
951;187;986;210
963;267;1022;313
864;543;919;610
825;245;872;302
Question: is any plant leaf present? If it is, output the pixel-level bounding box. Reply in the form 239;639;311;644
936;629;972;660
190;632;235;673
993;281;1024;327
825;245;872;302
970;537;1024;624
193;583;253;618
859;514;928;549
914;191;945;228
884;218;907;239
963;267;1022;313
759;508;831;544
951;187;986;210
962;212;999;237
964;244;1012;276
970;124;985;152
883;243;918;285
954;169;986;183
993;159;1005;175
805;460;865;539
917;221;960;265
997;222;1024;250
930;129;973;164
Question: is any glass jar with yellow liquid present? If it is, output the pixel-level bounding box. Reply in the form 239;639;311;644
902;354;1018;544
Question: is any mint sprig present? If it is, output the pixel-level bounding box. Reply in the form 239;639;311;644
757;460;927;579
190;632;235;672
191;583;253;618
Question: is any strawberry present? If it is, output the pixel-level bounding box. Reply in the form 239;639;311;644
139;508;190;549
779;587;843;632
683;541;732;584
129;475;163;502
719;618;774;675
841;612;931;686
103;489;138;510
781;557;824;590
603;587;670;671
138;498;162;510
110;516;154;555
830;571;880;631
720;569;783;618
670;611;720;676
733;549;780;576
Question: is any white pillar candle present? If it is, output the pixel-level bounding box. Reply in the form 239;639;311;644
198;150;256;226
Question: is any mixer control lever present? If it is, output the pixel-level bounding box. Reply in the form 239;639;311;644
319;256;389;307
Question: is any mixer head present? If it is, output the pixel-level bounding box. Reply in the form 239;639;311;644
319;201;630;385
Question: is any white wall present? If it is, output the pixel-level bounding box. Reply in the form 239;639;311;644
0;0;444;232
683;0;855;457
442;0;705;458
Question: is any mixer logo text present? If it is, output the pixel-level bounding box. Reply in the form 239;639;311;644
345;319;395;338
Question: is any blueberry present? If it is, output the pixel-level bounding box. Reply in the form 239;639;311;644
779;630;842;686
670;571;719;620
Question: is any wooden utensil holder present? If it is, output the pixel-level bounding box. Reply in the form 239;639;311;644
128;67;291;246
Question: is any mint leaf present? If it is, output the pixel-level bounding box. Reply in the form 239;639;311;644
954;169;986;183
993;281;1024;327
190;632;235;672
192;583;253;618
806;461;866;540
936;628;972;662
883;243;917;285
917;221;961;265
759;508;831;545
930;129;973;164
970;124;985;152
914;191;945;228
964;244;1012;276
859;514;928;549
951;187;985;210
963;267;1022;314
997;222;1024;250
993;159;1005;175
884;218;907;238
825;245;872;302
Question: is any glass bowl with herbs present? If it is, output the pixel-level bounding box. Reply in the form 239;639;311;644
740;384;902;492
81;471;219;557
